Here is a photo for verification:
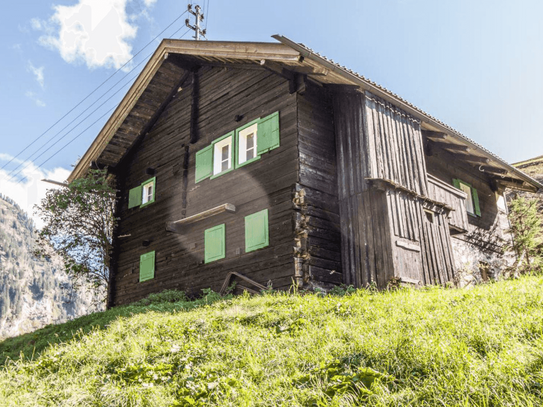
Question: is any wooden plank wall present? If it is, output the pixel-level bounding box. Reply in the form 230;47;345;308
364;91;428;196
111;64;298;306
419;206;456;285
333;92;395;287
333;90;457;287
296;83;342;285
340;190;395;287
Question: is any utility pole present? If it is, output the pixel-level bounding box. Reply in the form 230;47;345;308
185;4;206;40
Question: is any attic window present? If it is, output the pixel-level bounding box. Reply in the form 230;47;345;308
212;133;233;177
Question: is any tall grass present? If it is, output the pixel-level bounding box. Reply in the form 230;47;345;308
1;277;543;406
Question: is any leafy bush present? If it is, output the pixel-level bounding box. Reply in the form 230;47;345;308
508;195;543;274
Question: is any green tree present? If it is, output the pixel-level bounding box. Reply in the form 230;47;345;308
507;195;543;274
34;169;117;302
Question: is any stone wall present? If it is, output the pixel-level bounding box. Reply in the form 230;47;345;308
451;200;515;287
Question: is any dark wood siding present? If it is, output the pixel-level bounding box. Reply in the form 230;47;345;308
111;65;298;305
296;83;342;285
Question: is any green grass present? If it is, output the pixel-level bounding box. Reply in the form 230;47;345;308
1;278;543;406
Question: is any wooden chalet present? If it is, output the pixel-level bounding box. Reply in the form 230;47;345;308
68;36;543;306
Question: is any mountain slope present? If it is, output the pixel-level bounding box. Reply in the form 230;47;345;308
0;194;99;339
1;277;542;406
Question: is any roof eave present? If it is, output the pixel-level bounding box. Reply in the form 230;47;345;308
272;35;543;192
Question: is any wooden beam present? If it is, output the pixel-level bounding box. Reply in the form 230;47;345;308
324;84;360;93
422;130;447;139
447;152;490;164
479;165;508;175
259;59;328;76
496;179;537;192
166;203;236;233
430;141;470;152
189;68;200;144
219;271;267;295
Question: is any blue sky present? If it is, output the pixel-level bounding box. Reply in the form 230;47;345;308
1;0;543;222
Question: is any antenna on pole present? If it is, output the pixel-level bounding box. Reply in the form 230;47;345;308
185;4;206;40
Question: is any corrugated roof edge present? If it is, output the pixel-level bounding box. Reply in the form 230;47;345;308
272;34;543;192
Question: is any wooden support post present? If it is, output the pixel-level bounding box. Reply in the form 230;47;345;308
189;68;200;144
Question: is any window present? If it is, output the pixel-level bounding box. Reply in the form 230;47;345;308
245;209;269;252
205;224;226;263
453;179;481;217
212;133;234;178
139;251;155;282
141;179;155;206
237;120;260;167
424;209;434;223
128;177;156;209
195;111;280;183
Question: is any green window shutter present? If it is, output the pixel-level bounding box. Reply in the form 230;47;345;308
205;224;226;263
139;251;155;282
472;187;481;216
257;111;280;154
452;179;461;189
128;185;142;209
245;209;269;253
195;145;213;183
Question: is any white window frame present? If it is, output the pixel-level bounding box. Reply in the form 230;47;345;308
141;180;154;205
459;182;475;215
238;123;258;166
213;135;233;176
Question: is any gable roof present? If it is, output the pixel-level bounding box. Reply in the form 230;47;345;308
68;35;542;192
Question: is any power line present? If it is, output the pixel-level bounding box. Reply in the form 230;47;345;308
11;28;194;184
205;0;210;32
8;69;144;183
5;53;155;180
1;10;189;174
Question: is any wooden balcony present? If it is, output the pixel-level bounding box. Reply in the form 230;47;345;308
427;174;469;233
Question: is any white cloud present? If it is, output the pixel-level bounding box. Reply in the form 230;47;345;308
25;91;46;107
28;62;45;88
0;155;71;229
30;18;43;30
143;0;157;7
37;0;138;70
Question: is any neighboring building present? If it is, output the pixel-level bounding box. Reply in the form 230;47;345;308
68;37;542;307
513;156;543;183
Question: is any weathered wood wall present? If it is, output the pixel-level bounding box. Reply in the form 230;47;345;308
364;92;428;196
333;90;456;287
296;82;342;285
111;64;298;305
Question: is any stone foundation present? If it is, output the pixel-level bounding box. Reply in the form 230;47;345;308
451;207;515;287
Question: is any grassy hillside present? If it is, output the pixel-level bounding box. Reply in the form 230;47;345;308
1;278;543;406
